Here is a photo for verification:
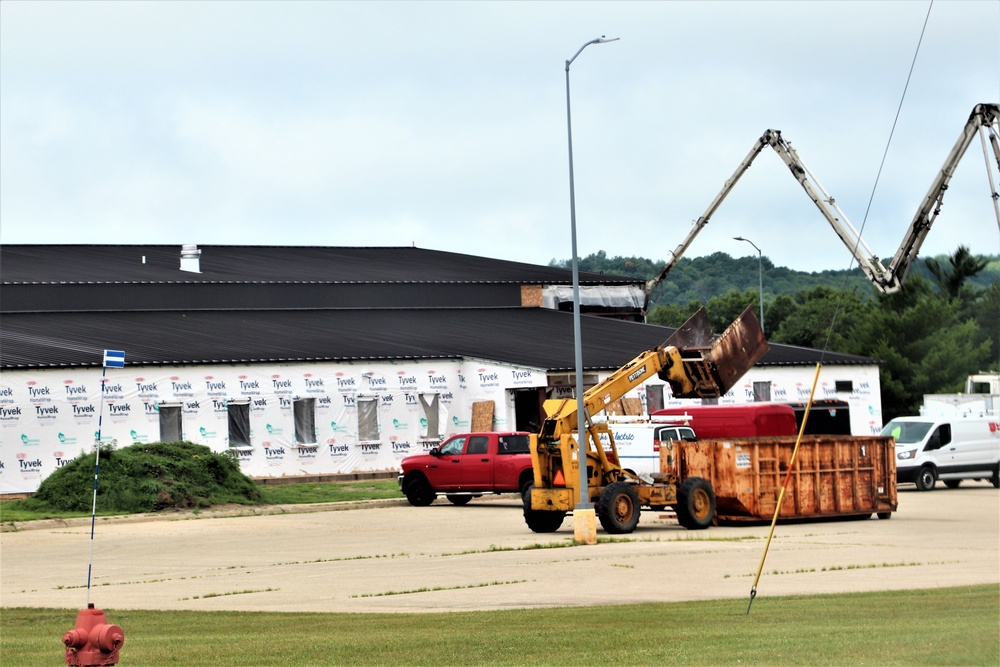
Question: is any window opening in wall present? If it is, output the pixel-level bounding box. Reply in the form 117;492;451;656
159;403;182;442
835;380;853;393
513;388;544;432
358;397;379;441
645;384;664;414
419;393;440;439
228;400;251;447
293;397;317;444
753;381;772;402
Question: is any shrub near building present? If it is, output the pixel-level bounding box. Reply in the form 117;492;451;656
25;442;261;514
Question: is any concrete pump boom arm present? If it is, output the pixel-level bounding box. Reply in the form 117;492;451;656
645;102;1000;299
884;103;1000;291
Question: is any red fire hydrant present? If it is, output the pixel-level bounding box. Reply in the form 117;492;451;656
63;604;125;666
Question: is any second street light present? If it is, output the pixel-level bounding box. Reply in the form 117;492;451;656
734;236;765;333
566;35;618;538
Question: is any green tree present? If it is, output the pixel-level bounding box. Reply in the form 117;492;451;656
647;301;702;328
925;245;988;298
972;279;1000;367
770;286;870;352
764;294;797;336
850;275;993;419
555;247;997;423
703;289;763;332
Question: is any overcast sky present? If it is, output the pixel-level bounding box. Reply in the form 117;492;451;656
2;1;998;273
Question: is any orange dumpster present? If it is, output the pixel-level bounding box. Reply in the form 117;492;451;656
670;436;897;522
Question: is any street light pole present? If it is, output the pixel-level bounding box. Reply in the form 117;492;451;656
566;36;618;514
734;236;764;333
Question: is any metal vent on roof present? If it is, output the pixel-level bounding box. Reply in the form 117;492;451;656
180;244;201;273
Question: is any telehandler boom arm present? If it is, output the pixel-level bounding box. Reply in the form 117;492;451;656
538;306;768;445
524;307;769;533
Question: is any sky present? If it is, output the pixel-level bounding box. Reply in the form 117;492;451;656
2;1;999;274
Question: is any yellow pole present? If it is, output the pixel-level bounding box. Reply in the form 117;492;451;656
747;362;822;614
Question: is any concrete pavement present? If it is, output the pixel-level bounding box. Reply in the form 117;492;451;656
2;483;997;613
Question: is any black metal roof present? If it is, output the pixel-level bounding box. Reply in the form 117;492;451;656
0;244;877;372
0;307;878;371
1;244;640;286
2;281;524;313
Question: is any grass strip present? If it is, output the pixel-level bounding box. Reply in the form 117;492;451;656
0;480;401;523
2;584;996;666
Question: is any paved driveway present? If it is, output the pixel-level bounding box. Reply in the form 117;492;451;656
2;482;997;613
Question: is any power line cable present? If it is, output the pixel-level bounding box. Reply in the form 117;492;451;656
748;0;934;615
820;0;935;358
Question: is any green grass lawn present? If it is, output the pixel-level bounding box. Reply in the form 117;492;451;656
256;479;400;505
2;585;996;666
0;479;401;523
3;468;997;665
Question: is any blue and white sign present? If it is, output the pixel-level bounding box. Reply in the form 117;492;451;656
103;350;125;368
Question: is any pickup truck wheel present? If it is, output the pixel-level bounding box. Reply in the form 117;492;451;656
943;480;961;489
675;477;716;530
522;484;566;533
404;476;437;507
446;494;473;506
915;466;936;491
597;481;640;534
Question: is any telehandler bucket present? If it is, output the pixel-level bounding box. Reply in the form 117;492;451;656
661;306;768;399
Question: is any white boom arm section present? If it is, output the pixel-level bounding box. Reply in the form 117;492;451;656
646;103;1000;297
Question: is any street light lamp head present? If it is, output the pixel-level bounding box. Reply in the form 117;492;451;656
734;235;761;254
733;235;765;333
567;36;620;69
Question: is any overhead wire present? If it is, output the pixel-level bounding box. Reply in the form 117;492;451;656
746;0;935;615
820;0;935;356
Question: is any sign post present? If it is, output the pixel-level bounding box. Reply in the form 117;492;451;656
87;350;124;602
62;350;127;667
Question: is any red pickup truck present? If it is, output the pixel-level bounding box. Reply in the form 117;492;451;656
398;432;534;506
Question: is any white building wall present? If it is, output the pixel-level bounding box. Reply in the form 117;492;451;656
0;359;881;495
0;359;548;494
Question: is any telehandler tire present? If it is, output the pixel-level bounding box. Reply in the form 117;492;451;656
675;476;716;530
597;481;640;534
522;484;566;533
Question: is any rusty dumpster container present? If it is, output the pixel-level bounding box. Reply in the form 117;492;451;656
672;436;897;522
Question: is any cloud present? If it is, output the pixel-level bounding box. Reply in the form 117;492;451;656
1;0;997;273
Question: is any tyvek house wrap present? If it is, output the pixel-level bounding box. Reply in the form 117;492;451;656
0;358;548;494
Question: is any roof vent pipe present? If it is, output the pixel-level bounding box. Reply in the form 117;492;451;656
180;244;201;273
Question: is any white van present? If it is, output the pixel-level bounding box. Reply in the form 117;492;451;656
882;416;1000;490
597;422;697;477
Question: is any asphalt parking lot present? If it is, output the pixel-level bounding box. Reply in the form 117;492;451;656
2;482;997;614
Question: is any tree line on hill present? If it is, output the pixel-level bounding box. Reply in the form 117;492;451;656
552;247;999;420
